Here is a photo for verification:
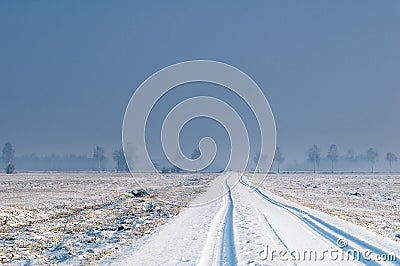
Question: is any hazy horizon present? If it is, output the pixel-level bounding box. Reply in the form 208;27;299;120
1;1;399;172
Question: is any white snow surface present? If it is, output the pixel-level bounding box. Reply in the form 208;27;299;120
112;173;400;265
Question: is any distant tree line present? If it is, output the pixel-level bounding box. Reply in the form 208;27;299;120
292;144;396;173
0;142;130;173
1;141;398;173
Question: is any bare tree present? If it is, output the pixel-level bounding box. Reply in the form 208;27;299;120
190;149;201;173
93;146;105;172
113;149;128;172
366;148;378;173
2;142;15;174
385;152;397;173
2;142;15;164
307;144;320;173
327;144;339;173
191;149;201;160
273;147;285;173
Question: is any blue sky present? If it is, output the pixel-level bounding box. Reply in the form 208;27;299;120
0;1;399;166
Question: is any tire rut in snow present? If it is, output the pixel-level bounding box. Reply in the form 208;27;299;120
240;176;398;265
256;210;297;266
198;175;237;266
220;184;237;265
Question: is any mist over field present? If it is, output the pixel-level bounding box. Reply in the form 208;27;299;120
0;1;399;173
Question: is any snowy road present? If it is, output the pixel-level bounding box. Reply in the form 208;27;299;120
114;173;400;265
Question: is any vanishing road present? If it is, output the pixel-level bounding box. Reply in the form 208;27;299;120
115;173;400;265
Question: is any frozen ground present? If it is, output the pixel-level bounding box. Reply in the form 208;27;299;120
254;173;400;241
116;172;400;265
0;172;216;264
1;172;400;265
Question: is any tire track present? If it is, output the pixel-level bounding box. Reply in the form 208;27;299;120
220;183;237;265
240;176;398;265
256;210;298;266
198;174;237;266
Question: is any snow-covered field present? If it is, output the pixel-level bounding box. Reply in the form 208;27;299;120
0;172;216;264
115;173;400;265
1;172;399;265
